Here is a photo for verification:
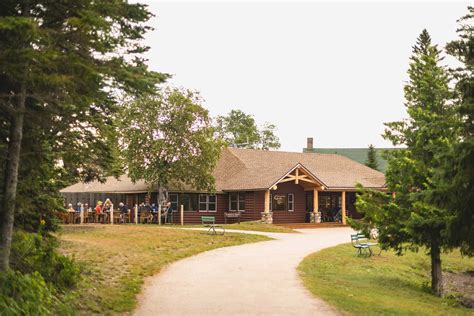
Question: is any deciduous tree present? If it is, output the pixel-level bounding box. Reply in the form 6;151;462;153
215;109;280;150
118;89;222;205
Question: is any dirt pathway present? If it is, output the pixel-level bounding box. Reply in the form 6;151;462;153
134;227;353;316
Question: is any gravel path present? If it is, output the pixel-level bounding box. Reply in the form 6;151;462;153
134;227;354;316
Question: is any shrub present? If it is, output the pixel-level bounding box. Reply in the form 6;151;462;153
9;230;80;291
0;270;57;316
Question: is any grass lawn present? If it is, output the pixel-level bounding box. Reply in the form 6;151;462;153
298;243;474;316
180;221;295;233
58;224;270;315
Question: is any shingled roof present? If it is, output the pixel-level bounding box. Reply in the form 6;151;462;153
217;148;385;190
61;147;386;193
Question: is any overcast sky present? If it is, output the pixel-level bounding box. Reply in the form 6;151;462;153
141;1;470;151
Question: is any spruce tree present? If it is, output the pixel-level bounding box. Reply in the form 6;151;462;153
0;0;167;270
354;30;456;296
365;144;379;170
430;7;474;256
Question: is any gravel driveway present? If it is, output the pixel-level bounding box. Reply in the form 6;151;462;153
134;227;354;316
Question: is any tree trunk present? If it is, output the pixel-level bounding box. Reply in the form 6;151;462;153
430;240;443;296
157;185;168;206
0;86;26;271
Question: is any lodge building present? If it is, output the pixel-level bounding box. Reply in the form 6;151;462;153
61;147;386;224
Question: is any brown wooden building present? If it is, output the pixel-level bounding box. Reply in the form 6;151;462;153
61;147;386;224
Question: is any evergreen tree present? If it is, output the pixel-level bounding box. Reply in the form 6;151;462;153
430;7;474;256
365;144;379;170
0;0;167;270
354;30;456;296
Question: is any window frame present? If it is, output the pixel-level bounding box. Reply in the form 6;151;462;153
271;194;288;211
169;193;178;212
229;192;246;212
198;194;217;212
288;193;294;212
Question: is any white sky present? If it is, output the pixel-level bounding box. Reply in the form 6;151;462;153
140;1;471;151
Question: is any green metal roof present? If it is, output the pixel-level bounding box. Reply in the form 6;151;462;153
303;148;397;172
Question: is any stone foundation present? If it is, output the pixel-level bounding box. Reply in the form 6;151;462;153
260;211;273;224
310;212;322;223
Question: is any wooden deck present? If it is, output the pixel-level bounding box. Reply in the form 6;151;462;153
275;222;348;229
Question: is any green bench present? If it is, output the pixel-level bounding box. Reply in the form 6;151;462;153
351;233;381;256
201;216;225;235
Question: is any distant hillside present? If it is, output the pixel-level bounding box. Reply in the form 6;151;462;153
303;148;398;172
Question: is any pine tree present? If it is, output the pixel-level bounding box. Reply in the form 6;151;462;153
430;7;474;256
0;0;167;270
365;144;379;170
354;30;456;296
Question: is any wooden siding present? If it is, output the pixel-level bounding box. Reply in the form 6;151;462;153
167;194;228;224
63;188;357;224
269;182;307;224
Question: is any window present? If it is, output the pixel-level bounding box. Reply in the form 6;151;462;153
179;193;198;212
288;194;294;212
181;194;190;211
229;192;246;211
239;193;245;211
169;194;178;211
190;194;199;212
137;193;147;204
272;194;287;211
199;194;217;212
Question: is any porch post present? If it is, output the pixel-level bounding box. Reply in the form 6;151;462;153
134;204;138;224
158;204;162;225
261;190;273;224
341;191;347;225
80;203;84;225
264;190;270;212
110;203;114;225
312;188;320;223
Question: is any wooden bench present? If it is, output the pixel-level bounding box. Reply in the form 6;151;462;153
201;216;225;235
351;233;381;256
224;211;241;224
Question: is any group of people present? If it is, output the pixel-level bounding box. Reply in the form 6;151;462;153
65;198;174;224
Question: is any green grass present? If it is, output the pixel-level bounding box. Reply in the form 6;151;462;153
298;243;474;316
180;221;295;233
58;225;270;315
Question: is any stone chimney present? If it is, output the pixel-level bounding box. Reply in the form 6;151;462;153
307;137;314;151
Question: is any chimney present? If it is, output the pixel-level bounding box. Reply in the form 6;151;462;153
307;137;314;151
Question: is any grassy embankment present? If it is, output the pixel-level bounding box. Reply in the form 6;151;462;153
58;225;270;314
298;243;474;316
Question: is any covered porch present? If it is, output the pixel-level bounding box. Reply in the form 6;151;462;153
260;163;359;225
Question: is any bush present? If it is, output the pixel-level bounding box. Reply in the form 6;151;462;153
0;270;57;315
9;230;80;291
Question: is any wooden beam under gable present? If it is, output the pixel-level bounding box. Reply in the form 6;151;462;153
298;177;318;184
268;163;327;191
